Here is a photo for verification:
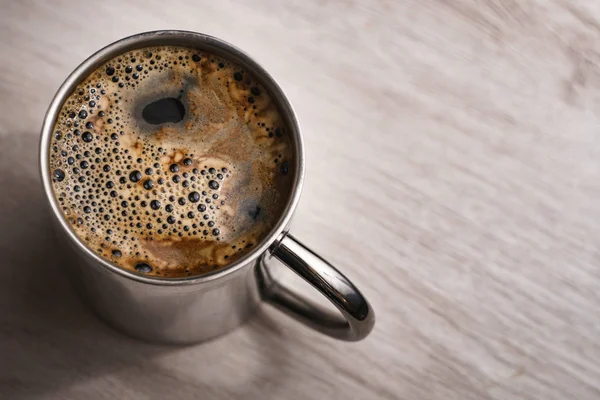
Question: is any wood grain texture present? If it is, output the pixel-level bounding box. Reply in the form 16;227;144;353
1;0;600;399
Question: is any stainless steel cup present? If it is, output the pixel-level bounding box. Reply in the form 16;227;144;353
39;30;374;344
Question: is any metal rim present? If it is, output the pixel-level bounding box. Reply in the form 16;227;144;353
39;30;305;286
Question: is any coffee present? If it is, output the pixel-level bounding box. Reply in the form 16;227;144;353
48;46;294;278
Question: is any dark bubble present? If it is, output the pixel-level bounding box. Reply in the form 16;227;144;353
143;179;155;190
106;181;114;189
208;180;219;190
111;133;119;140
106;66;115;76
188;192;200;203
192;54;201;62
103;165;111;172
203;214;209;220
208;221;215;227
233;72;243;81
82;131;93;142
198;204;206;212
150;200;161;210
78;110;88;119
104;214;110;221
67;157;75;165
112;76;119;83
95;147;102;154
85;121;94;129
121;201;128;207
178;197;186;206
80;161;89;169
167;216;176;224
169;164;179;173
145;168;153;175
212;228;220;236
74;129;81;136
84;206;91;214
88;101;96;108
112;249;122;257
280;161;289;175
249;205;261;220
165;204;174;212
250;87;261;96
135;262;153;273
183;158;192;166
208;167;216;174
110;191;118;198
141;96;186;124
129;170;142;183
119;177;127;184
187;211;195;218
172;175;181;183
53;169;65;181
217;173;223;180
125;66;132;73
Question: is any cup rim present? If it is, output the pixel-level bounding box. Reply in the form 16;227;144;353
39;30;304;286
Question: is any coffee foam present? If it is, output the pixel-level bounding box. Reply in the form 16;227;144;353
49;46;294;277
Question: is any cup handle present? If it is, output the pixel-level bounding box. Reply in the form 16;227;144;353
257;233;375;341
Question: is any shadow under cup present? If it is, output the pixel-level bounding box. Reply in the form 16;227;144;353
40;30;374;344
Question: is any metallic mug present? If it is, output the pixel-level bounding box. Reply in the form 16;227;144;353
39;31;375;344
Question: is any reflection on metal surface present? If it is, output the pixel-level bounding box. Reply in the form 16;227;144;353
259;234;375;341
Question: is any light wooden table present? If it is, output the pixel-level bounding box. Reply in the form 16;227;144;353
2;1;600;399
